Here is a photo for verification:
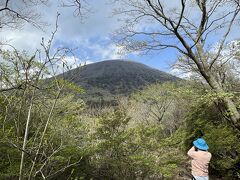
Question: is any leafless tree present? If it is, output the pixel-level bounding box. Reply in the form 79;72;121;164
0;0;87;30
60;0;90;18
113;0;240;130
0;0;48;29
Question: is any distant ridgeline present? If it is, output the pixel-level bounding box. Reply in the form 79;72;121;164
55;60;180;106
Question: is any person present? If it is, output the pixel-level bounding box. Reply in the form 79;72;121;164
187;138;212;180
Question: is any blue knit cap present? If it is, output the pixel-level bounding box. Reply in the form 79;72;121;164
193;138;209;151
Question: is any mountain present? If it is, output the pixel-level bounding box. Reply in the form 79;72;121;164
58;60;180;105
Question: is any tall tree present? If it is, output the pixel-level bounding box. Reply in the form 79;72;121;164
114;0;240;130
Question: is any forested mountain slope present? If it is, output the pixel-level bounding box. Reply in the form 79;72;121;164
57;60;180;104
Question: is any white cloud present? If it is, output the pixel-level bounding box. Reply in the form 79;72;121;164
1;27;49;52
61;56;93;68
47;55;94;75
87;43;124;60
169;68;193;79
1;0;240;74
0;0;126;60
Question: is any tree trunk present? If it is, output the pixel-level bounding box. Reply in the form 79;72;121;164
207;74;240;130
193;43;240;130
222;95;240;128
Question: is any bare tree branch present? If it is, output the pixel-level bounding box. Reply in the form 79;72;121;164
209;8;240;69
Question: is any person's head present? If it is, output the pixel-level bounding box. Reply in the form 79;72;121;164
193;138;209;151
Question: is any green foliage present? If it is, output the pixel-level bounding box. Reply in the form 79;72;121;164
85;107;186;179
89;109;135;179
56;79;85;94
1;50;239;180
0;88;88;179
184;98;240;178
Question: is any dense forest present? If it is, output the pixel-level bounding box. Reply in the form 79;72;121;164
1;0;240;179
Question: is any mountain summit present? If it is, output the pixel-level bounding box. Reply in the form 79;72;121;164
60;60;179;105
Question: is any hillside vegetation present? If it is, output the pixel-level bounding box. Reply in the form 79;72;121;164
1;0;240;179
0;51;240;179
57;60;179;105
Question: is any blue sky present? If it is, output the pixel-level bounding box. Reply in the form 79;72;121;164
0;0;180;73
1;0;239;75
